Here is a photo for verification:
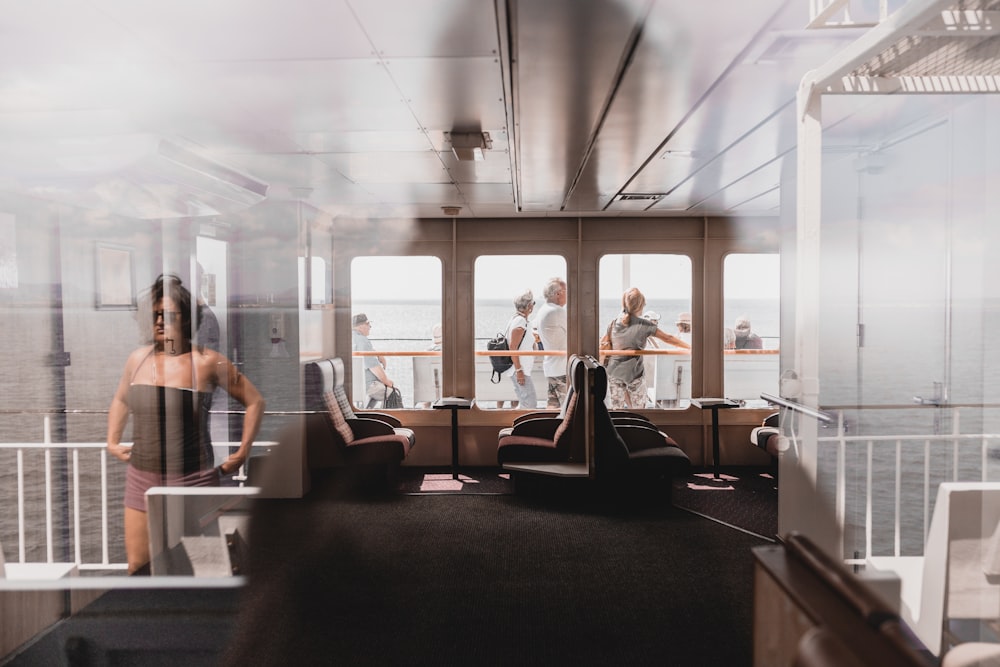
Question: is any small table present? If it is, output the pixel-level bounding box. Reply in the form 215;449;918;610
691;398;740;478
433;397;474;479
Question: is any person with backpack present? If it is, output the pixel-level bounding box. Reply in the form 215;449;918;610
503;289;538;409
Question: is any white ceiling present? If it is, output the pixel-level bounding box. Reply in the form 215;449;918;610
0;0;892;220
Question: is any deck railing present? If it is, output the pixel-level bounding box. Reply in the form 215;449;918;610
353;347;780;408
0;428;272;573
813;406;1000;561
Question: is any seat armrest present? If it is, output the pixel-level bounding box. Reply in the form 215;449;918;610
508;417;560;439
355;411;402;428
512;411;556;426
615;424;675;452
610;410;650;422
347;417;396;439
612;417;656;429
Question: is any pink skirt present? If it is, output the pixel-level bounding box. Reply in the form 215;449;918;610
124;465;221;512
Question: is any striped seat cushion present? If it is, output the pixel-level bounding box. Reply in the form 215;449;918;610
322;389;355;443
551;392;578;443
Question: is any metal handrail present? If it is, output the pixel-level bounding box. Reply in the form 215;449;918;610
760;392;834;423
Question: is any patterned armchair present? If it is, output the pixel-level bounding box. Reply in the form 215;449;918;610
496;356;588;466
303;358;415;469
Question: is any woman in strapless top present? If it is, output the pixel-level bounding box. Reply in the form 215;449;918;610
106;274;265;574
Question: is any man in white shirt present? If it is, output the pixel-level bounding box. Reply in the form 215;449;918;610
536;278;568;409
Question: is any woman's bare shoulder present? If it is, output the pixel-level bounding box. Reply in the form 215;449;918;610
194;346;228;366
125;345;154;364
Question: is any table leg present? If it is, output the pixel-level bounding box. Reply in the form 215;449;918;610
451;407;459;480
711;406;721;479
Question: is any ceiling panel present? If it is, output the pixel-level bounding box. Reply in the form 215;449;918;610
289;130;434;154
364;182;463;203
445;151;512;184
352;0;501;58
686;160;783;213
512;0;646;211
564;0;792;211
457;182;515;204
90;0;373;60
342;152;450;184
0;0;962;220
386;57;508;132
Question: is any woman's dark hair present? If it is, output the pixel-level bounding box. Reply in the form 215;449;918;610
151;273;200;342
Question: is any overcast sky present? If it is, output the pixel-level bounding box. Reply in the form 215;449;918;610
350;253;779;301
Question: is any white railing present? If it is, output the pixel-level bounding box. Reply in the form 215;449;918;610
0;439;270;573
816;406;1000;561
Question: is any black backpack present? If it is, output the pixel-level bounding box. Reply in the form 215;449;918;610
487;331;513;383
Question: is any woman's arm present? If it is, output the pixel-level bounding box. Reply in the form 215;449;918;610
508;324;527;383
215;354;266;474
654;328;691;349
106;348;143;462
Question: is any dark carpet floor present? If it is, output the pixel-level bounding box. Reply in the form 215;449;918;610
397;466;514;494
397;465;779;542
672;468;779;541
8;470;775;667
218;479;770;667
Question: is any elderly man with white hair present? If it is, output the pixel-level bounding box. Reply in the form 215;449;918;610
536;277;567;409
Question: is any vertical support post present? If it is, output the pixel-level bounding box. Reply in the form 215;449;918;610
780;76;841;556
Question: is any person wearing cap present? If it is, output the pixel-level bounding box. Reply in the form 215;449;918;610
429;323;443;352
537;278;568;409
733;315;763;350
352;313;396;407
675;311;692;345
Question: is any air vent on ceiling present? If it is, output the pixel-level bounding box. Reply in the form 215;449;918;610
616;193;664;202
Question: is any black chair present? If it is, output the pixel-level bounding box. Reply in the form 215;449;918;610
751;411;782;457
588;356;690;498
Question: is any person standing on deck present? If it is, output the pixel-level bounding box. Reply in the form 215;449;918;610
536;278;568;409
352;313;396;408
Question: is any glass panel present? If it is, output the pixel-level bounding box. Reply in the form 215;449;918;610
814;94;1000;560
350;256;442;409
724;253;779;406
474;256;567;410
598;254;692;409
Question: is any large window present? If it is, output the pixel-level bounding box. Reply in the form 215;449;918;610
350;256;442;409
723;253;779;405
598;254;692;409
474;255;567;410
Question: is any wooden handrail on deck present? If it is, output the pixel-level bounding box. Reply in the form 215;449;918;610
352;349;778;357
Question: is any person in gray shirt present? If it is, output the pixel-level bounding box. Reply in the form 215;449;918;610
601;287;690;409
